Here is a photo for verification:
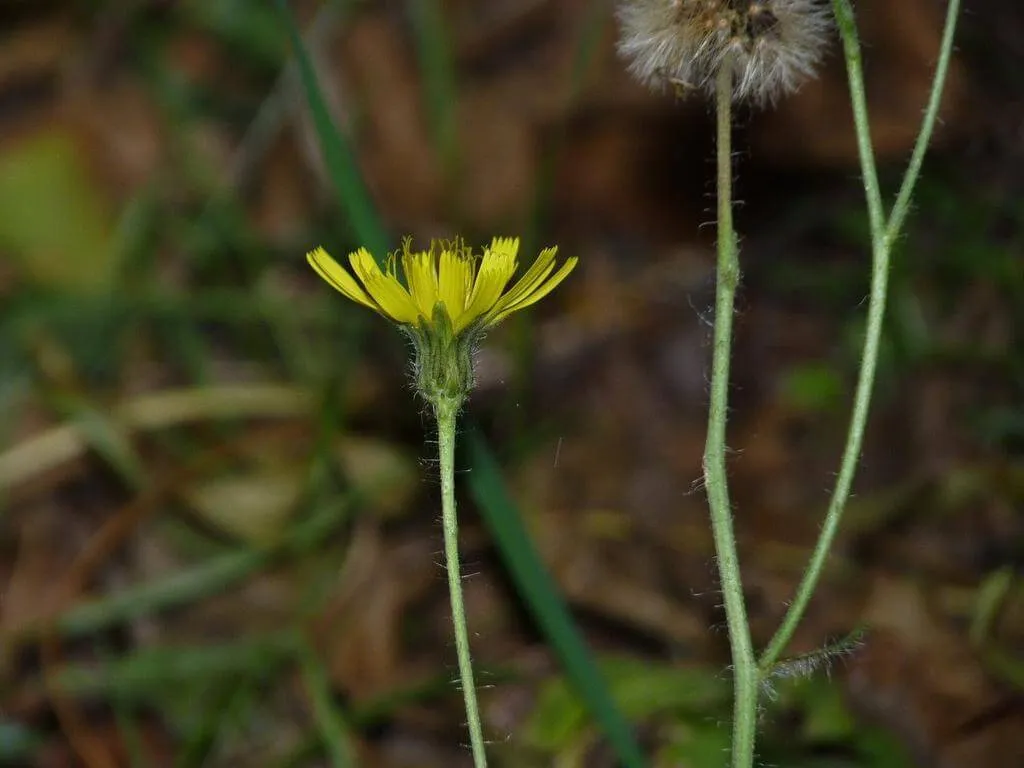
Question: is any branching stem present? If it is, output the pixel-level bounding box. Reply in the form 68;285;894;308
759;0;962;673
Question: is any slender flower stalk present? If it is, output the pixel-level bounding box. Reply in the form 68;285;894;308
434;399;485;766
705;60;758;768
307;237;577;768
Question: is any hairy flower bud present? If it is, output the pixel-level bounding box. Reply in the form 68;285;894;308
617;0;831;103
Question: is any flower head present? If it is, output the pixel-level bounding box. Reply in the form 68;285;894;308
617;0;831;103
307;237;576;335
307;237;577;408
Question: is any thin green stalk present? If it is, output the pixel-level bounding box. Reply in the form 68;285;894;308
435;401;488;768
884;0;961;243
705;63;758;768
759;0;961;673
830;0;886;251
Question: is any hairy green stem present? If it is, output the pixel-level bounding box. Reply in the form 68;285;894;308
829;0;886;249
759;0;961;673
706;63;758;768
885;0;961;243
435;401;488;768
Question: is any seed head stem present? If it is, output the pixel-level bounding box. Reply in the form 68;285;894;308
705;60;759;768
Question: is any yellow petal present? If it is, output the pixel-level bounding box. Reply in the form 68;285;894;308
402;248;439;319
438;245;474;327
349;247;420;324
488;236;520;261
458;238;519;333
306;246;378;311
487;254;577;326
486;247;558;319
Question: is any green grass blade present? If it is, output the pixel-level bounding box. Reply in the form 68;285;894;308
274;0;389;257
52;632;298;699
297;635;357;767
408;0;458;177
464;426;647;768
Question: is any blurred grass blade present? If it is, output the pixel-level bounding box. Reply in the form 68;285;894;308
50;496;350;639
53;632;298;699
63;400;146;489
408;0;458;177
297;635;357;767
464;426;647;768
274;0;389;257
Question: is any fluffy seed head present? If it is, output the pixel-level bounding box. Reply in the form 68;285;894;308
616;0;832;103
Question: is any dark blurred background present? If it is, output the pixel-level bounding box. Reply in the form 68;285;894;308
1;1;1022;766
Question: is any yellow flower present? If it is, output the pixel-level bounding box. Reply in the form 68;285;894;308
306;237;577;335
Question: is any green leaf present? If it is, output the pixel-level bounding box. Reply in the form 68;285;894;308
780;363;844;413
0;130;115;292
660;721;732;767
184;0;288;67
526;657;727;750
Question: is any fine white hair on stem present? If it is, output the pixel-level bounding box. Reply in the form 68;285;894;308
616;0;832;104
